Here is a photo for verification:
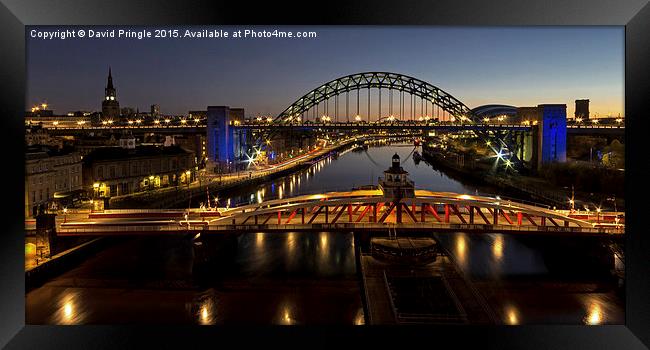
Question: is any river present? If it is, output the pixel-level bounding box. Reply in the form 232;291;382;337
25;142;623;325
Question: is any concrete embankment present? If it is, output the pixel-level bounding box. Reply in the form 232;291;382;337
25;237;110;291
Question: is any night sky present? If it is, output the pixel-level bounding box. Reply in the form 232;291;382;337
27;26;624;118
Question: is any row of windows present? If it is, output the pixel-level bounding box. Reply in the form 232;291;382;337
96;157;191;179
30;188;49;204
28;174;80;186
27;159;81;174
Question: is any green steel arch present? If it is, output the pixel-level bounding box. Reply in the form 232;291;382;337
276;72;476;123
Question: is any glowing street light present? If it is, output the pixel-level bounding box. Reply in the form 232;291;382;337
576;117;583;123
355;115;362;122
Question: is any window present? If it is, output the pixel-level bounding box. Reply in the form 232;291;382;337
110;166;116;178
98;166;104;179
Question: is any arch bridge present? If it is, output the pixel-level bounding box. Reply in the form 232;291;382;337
206;71;526;170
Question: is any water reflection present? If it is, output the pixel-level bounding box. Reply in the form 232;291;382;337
197;296;217;325
583;297;605;325
455;234;468;268
255;232;265;249
504;304;520;325
354;308;365;325
492;234;504;261
53;291;84;325
319;232;330;261
278;302;295;325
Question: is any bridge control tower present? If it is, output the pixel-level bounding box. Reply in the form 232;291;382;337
378;153;415;198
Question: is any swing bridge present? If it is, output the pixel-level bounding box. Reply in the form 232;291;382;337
56;189;624;237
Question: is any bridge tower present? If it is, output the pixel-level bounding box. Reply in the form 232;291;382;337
206;106;248;171
536;104;567;168
207;106;232;169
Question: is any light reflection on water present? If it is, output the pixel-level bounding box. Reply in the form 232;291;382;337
278;301;296;325
354;308;365;325
198;296;217;325
505;304;520;325
52;291;84;325
455;233;468;269
235;231;356;278
582;295;607;325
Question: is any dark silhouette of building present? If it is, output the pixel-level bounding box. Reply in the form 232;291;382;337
575;99;590;120
101;67;120;120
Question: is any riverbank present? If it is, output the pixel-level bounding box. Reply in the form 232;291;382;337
25;237;108;291
109;139;358;209
421;145;624;210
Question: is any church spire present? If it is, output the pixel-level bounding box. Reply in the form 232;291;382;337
106;66;114;90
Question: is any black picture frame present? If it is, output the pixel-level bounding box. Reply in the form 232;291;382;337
1;0;649;348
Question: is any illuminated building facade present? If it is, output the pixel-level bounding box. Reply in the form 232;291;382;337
25;146;83;217
82;145;195;198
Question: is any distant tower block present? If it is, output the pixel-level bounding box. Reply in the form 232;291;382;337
575;99;590;120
